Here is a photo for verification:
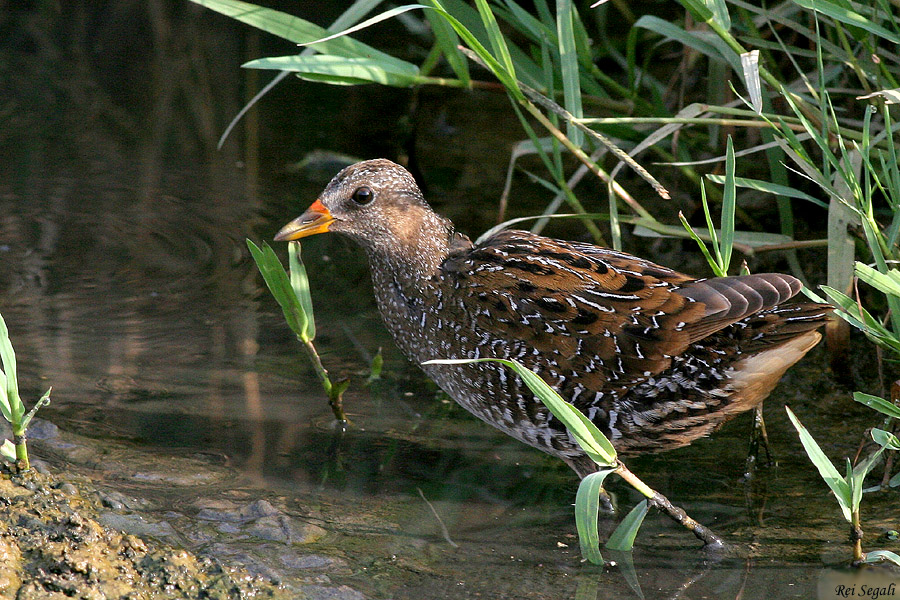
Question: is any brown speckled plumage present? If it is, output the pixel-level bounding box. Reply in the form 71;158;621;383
276;159;830;477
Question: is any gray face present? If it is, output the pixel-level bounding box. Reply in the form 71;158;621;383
318;159;432;250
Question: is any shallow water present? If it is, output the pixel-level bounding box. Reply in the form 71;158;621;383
2;4;899;599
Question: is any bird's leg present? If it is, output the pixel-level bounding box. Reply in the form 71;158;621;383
744;403;773;480
614;460;725;549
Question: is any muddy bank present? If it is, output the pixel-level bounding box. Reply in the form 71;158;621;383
0;419;367;600
0;467;291;599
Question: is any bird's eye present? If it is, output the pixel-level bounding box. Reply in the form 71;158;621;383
351;186;374;205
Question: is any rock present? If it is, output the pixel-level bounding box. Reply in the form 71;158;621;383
246;517;327;545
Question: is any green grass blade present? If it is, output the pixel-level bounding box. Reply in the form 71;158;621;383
19;387;51;434
864;550;900;567
785;406;852;521
855;263;900;297
854;392;900;419
556;0;583;148
243;55;421;87
0;312;22;423
575;469;614;565
425;0;470;86
423;357;617;464
793;0;900;43
0;439;14;461
704;0;731;30
634;15;741;73
720;136;736;273
288;242;316;342
871;428;900;451
678;210;725;277
430;2;523;99
706;175;828;208
0;374;8;423
247;239;311;342
472;0;516;83
190;0;416;73
605;500;649;551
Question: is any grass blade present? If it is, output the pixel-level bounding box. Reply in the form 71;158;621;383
19;388;51;433
855;263;900;297
854;392;900;419
472;0;517;83
556;0;583;147
423;357;617;464
247;239;311;342
0;440;14;461
425;0;470;86
0;312;21;423
605;500;649;551
864;550;900;567
289;242;316;341
575;469;614;565
705;175;828;208
785;406;852;521
871;428;900;451
793;0;900;43
190;0;415;72
243;55;422;87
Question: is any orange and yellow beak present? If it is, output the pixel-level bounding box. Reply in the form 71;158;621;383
274;199;335;242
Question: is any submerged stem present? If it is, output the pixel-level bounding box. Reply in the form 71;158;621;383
302;339;348;423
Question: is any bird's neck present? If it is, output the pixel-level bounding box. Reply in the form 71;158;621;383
365;210;458;285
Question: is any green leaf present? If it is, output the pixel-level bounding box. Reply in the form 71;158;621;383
820;286;900;354
556;0;583;148
705;175;828;208
855;263;900;298
288;242;316;341
854;392;900;419
872;428;900;451
0;439;14;462
676;0;713;22
703;0;730;30
424;0;470;86
243;55;421;87
0;311;22;424
247;239;311;342
864;550;900;567
575;469;614;565
429;1;523;100
720;136;736;273
423;357;617;464
605;500;649;551
19;387;51;433
190;0;416;73
785;406;852;521
472;0;516;84
890;470;900;488
634;15;742;73
0;363;9;424
793;0;900;43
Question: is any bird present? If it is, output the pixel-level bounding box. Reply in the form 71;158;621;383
274;159;830;477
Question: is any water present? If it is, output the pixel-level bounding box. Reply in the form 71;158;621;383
2;4;897;599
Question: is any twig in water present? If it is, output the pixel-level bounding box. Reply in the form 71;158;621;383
417;488;459;548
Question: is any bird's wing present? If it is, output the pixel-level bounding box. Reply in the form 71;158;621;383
440;230;800;388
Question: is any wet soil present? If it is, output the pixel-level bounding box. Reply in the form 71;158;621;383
0;419;367;600
0;467;290;600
